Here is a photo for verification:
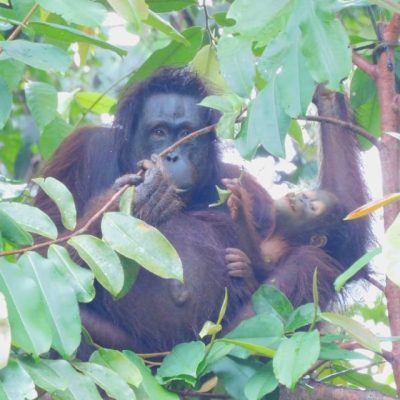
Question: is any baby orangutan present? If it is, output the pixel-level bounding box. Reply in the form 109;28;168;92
223;177;358;309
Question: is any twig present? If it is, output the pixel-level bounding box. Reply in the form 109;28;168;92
352;51;378;79
367;275;386;292
170;388;230;399
298;114;381;149
0;184;128;257
137;351;170;359
0;3;39;55
202;0;216;47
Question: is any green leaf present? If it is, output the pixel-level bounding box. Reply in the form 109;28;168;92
0;40;71;72
0;209;33;246
334;247;381;292
244;361;278;400
127;27;203;86
237;79;290;158
19;252;81;358
48;244;95;303
75;91;117;114
145;11;189;45
350;66;376;110
285;303;316;332
118;186;135;215
354;94;381;148
68;234;125;297
273;330;320;389
19;357;68;394
33;177;77;231
300;3;351;90
36;0;107;27
220;338;275;358
90;349;142;388
252;284;293;321
123;351;179;400
226;313;284;350
74;362;136;400
44;359;102;399
0;59;25;90
102;212;183;281
0;202;58;239
146;0;197;12
275;30;315;117
217;35;255;97
322;312;382;353
158;341;206;385
25;81;58;130
199;94;244;139
116;255;140;300
0;293;10;369
191;45;225;91
39;116;73;160
319;342;370;361
0;76;12;129
30;22;127;57
0;258;52;355
382;213;400;288
212;357;262;400
227;0;293;46
0;359;36;400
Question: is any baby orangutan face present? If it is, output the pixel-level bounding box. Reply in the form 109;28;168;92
274;190;339;246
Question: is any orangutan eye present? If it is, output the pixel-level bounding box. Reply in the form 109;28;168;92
151;128;167;139
181;128;190;136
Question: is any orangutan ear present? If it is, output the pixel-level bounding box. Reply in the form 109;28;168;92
310;234;328;248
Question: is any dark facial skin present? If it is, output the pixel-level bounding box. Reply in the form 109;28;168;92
133;93;211;191
274;190;338;235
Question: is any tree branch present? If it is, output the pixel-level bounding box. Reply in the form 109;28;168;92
0;3;39;55
298;115;381;149
352;51;378;79
279;383;397;400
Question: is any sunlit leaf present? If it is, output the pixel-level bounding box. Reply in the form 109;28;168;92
102;212;183;281
33;177;77;231
36;0;107;27
0;77;11;129
157;341;206;385
244;362;278;400
30;22;127;56
123;351;179;399
146;0;197;12
68;234;125;297
127;27;203;86
0;202;58;239
217;35;255;98
25;81;58;130
90;349;142;388
273;330;320;389
145;11;189;45
39;116;73;160
322;312;382;354
45;359;102;399
75;92;117;114
0;209;33;246
0;40;71;72
0;359;36;400
48;244;95;303
334;247;382;292
0;293;10;369
0;258;52;355
19;252;81;358
300;2;351;90
74;362;136;400
383;213;400;288
345;193;400;220
19;357;68;394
